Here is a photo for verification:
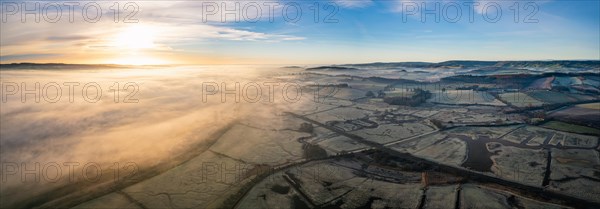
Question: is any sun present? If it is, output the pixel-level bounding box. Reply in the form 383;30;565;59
113;25;157;50
107;25;170;65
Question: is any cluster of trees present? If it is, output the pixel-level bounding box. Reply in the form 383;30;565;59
307;83;349;88
455;85;489;91
365;90;386;98
383;84;396;91
430;119;446;129
303;144;328;160
299;122;314;133
383;89;432;106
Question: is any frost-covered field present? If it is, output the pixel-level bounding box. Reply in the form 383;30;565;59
352;122;436;144
429;90;506;106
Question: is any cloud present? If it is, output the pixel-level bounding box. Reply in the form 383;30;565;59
176;24;305;41
0;1;305;64
0;53;60;62
46;35;91;41
334;0;373;8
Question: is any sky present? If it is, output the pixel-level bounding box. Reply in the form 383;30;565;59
0;0;599;65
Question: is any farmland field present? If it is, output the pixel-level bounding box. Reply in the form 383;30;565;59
541;121;600;135
527;90;578;104
498;92;545;108
553;77;583;86
548;105;600;129
577;102;600;109
527;77;554;90
429;90;506;106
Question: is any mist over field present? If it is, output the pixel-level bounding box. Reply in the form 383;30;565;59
0;65;312;206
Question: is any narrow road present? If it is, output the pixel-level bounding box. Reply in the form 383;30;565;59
542;148;552;187
283;173;317;208
454;184;462;209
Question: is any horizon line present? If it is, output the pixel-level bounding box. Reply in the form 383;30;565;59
2;59;599;67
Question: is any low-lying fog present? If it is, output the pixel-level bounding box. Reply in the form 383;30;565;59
0;65;307;207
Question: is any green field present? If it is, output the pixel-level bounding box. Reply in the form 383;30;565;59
527;90;578;104
577;102;600;110
540;121;600;136
498;92;545;108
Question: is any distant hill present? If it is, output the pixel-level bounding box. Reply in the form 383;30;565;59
311;60;600;70
467;66;539;75
305;66;360;71
341;62;435;68
0;63;127;70
281;66;304;69
493;60;600;69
